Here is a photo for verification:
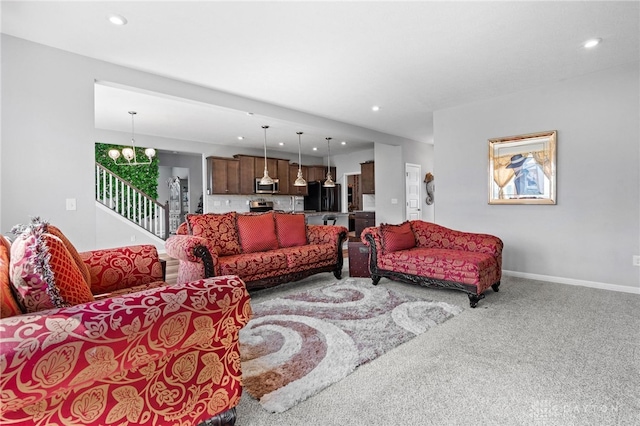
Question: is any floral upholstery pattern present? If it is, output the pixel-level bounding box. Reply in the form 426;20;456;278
81;245;164;295
0;275;252;426
166;214;348;289
362;221;503;299
280;244;337;267
187;213;241;256
219;251;288;277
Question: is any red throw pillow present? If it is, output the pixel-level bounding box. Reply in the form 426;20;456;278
187;212;241;256
237;212;279;253
274;213;308;248
381;222;416;253
10;221;95;313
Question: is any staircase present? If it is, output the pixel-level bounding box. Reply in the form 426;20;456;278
95;163;170;240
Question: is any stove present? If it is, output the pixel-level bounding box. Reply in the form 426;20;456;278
249;200;274;212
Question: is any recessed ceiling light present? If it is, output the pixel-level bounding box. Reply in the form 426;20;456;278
583;38;602;49
372;106;381;112
278;142;284;146
237;136;244;140
312;147;318;151
108;14;127;26
341;141;347;145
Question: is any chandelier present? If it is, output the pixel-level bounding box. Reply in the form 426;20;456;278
323;137;335;187
260;125;274;185
294;132;307;186
108;111;156;165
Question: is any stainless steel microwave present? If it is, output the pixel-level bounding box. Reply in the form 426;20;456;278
255;178;280;194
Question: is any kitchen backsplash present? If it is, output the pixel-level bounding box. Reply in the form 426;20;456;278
362;194;375;211
205;194;302;213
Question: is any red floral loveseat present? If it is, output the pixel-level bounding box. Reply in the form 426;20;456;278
361;220;503;307
0;219;252;425
165;212;348;291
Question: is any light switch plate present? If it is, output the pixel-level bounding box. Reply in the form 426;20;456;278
65;198;77;211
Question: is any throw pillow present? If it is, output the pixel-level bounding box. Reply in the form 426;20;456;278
274;213;308;248
0;237;22;318
10;220;95;313
380;221;416;253
237;212;279;253
46;224;92;289
187;213;241;256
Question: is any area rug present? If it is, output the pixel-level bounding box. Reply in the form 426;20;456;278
239;278;463;413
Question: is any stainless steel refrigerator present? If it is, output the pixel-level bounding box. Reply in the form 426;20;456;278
304;181;341;212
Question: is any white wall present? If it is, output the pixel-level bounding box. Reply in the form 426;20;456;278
1;35;414;250
374;143;405;225
434;62;640;290
402;140;435;222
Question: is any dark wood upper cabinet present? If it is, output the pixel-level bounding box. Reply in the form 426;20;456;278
361;161;375;194
277;159;290;193
236;155;256;195
208;157;240;194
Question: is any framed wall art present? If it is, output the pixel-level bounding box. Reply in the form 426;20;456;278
488;130;556;205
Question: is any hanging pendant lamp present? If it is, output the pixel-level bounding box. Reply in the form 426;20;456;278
260;125;274;185
294;131;307;187
108;111;156;165
323;137;335;187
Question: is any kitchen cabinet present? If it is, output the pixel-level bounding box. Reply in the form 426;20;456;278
307;165;336;183
354;211;375;238
236;155;256;195
361;161;375;194
277;159;290;193
208;157;240;194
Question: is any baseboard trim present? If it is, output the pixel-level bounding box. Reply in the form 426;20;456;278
502;270;640;295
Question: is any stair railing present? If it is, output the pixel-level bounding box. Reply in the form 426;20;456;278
95;163;170;240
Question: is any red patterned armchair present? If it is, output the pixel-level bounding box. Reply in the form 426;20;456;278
165;212;348;291
0;219;251;425
361;221;503;308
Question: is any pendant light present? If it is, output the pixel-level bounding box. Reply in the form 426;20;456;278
108;111;156;165
323;137;335;187
294;131;307;186
260;125;274;185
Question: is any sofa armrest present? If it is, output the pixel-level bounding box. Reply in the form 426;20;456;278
307;225;348;247
411;221;503;257
165;235;219;263
79;244;164;294
361;226;384;253
0;275;251;415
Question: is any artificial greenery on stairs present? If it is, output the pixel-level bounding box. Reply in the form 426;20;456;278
95;143;160;200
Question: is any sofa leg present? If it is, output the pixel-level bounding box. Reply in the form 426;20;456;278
468;293;485;308
491;282;501;292
198;407;237;426
333;269;342;279
371;275;381;286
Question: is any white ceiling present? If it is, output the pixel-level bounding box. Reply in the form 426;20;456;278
2;1;638;157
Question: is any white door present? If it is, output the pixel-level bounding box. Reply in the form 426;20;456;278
405;163;422;221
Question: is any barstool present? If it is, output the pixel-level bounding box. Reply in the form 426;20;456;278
322;214;337;225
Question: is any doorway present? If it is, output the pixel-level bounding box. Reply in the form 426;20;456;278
405;163;422;221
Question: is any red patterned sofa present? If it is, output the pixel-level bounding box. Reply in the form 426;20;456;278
0;219;252;426
165;212;348;291
361;221;503;308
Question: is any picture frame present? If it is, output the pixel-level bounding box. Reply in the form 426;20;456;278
488;130;556;205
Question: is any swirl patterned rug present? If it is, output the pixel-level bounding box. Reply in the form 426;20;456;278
239;278;463;413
